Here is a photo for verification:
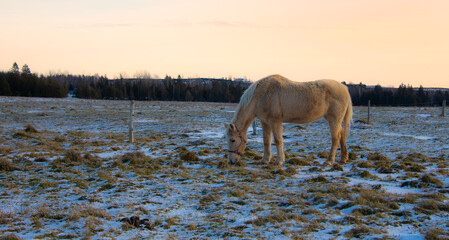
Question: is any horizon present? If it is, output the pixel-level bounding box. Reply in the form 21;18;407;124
4;62;449;90
1;0;449;88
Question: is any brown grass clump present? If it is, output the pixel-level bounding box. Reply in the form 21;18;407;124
330;163;343;171
344;225;380;238
317;151;329;159
420;174;444;188
358;170;377;179
70;205;112;220
355;188;399;211
218;159;230;169
241;149;262;160
424;228;448;240
51;149;86;170
0;210;15;225
356;161;375;169
34;157;48;162
414;199;449;214
0;158;16;171
352;206;378;216
0;146;14;155
287;157;310;166
84;216;103;235
348;152;358;160
308;175;329;183
404;152;429;162
402;174;445;189
179;148;200;162
53;135;67;142
138;135;162;142
0;233;22;240
40;181;57;189
272;167;297;177
64;149;85;164
25;124;38;133
200;193;220;205
367;152;389;161
121;151;150;165
405;163;427;173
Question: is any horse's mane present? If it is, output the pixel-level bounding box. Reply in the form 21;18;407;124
232;80;260;123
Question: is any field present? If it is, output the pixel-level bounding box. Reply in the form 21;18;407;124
0;96;448;239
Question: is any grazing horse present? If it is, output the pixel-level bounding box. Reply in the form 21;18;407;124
225;74;352;166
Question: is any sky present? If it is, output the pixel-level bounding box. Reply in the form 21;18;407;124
1;0;449;88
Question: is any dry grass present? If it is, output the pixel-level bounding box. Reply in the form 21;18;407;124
0;158;16;171
1;98;448;239
0;210;15;225
24;124;38;133
178;147;200;162
287;157;311;166
0;146;14;155
0;233;22;240
246;210;305;227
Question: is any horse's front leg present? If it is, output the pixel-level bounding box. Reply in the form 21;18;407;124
272;122;285;166
261;121;272;164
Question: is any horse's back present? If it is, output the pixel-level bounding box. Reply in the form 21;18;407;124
253;75;350;123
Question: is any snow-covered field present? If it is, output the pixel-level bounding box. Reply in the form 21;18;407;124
0;96;448;239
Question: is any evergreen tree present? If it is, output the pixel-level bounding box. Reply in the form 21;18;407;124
21;64;31;75
0;76;12;95
10;62;19;74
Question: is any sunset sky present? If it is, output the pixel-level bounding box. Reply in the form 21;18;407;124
1;0;449;88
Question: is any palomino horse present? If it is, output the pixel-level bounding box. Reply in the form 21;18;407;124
225;75;352;166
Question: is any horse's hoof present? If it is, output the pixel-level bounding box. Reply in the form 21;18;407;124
273;161;284;167
322;161;333;167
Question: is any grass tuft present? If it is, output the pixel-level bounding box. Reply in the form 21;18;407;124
0;158;16;171
424;228;448;240
344;225;378;238
64;149;85;163
179;148;200;162
241;149;262;160
287;158;310;166
420;174;445;188
25;124;38;133
0;233;22;240
367;152;389;161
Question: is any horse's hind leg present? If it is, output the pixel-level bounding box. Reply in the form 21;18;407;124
324;121;342;166
340;129;348;164
261;121;272;164
271;121;285;166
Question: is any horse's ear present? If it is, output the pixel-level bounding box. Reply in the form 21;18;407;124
229;123;237;132
223;123;228;129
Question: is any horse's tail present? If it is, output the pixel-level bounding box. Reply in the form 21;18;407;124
342;97;353;138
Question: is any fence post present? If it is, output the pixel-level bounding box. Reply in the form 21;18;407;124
129;100;135;143
367;100;371;124
442;100;446;117
252;120;257;135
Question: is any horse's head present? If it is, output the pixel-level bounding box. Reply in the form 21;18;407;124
225;123;247;164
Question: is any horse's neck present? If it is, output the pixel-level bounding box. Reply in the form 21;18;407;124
232;103;255;133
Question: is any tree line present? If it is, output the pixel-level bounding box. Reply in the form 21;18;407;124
348;83;449;106
0;63;68;98
51;74;249;103
1;63;449;106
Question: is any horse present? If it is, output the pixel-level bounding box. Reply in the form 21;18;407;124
225;74;352;166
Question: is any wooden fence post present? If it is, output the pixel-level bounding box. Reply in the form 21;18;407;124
129;100;135;143
442;100;446;117
252;120;257;135
367;100;371;124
